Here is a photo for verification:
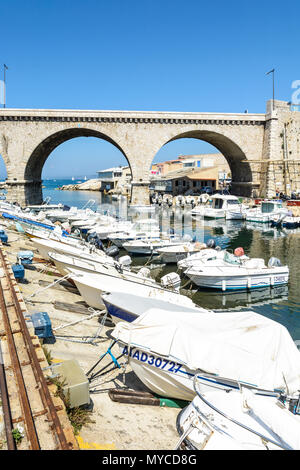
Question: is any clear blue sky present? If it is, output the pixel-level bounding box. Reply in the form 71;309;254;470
0;0;299;178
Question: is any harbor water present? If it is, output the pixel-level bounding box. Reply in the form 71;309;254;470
43;179;300;343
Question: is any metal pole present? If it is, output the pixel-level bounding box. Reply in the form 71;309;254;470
3;65;6;108
266;68;275;111
273;69;275;111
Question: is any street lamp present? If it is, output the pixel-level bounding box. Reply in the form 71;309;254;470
266;68;275;111
3;64;8;108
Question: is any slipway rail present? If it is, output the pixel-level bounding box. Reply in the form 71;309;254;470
0;247;75;450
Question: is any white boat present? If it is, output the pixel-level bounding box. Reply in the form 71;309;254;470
24;225;82;245
111;307;300;401
245;200;290;223
88;220;134;240
177;247;224;270
102;291;206;324
177;385;300;450
191;194;245;220
156;241;207;264
48;251;130;279
68;268;195;311
123;236;185;256
108;219;160;247
184;252;289;291
30;236;112;263
270;212;300;229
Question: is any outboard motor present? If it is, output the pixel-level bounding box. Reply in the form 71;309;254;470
87;232;104;251
161;272;181;292
105;245;119;258
118;255;132;267
206;239;216;249
268;257;282;267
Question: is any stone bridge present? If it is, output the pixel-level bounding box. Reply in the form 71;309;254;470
0;99;299;206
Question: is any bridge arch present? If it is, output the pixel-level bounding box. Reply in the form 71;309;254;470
22;127;132;205
24;127;130;181
152;129;253;196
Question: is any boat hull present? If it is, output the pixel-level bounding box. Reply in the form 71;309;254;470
116;342;278;401
186;269;289;291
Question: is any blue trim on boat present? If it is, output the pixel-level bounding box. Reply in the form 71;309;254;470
1;212;69;236
103;300;138;323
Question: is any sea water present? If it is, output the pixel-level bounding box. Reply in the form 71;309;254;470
42;179;300;342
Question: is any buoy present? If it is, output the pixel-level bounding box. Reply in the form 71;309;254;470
234;247;245;257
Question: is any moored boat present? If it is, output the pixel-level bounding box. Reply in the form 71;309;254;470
111;307;300;401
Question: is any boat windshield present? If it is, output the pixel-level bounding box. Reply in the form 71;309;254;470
226;200;239;205
213;198;224;209
261;202;282;213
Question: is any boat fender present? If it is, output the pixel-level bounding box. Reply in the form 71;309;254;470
268;257;282;267
138;267;151;278
234;247;245;257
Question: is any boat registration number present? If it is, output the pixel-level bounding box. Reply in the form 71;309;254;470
122;346;183;373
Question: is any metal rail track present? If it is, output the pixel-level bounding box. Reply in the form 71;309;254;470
0;248;72;450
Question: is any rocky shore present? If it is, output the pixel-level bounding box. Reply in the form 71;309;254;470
57;179;102;191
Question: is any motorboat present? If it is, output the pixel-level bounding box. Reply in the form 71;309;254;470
270;212;300;229
184;252;289;291
177;384;300;450
122;236;185;256
245;200;290;223
48;251;131;279
24;225;80;244
30;236;112;263
68;267;195;311
108;218;160;247
191;194;245;220
156;240;207;264
102;291;206;324
111;307;300;402
88;220;134;240
177;247;224;270
1;206;56;230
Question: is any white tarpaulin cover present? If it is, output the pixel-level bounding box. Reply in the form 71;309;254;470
112;308;300;395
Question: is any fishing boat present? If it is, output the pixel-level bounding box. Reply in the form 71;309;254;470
102;291;205;324
111;307;300;402
67;267;194;311
191;194;245;220
245;200;290;223
177;383;300;450
184;252;289;291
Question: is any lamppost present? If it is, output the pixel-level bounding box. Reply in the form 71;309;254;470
266;68;275;111
3;64;8;108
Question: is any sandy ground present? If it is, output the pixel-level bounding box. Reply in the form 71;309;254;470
1;227;181;451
